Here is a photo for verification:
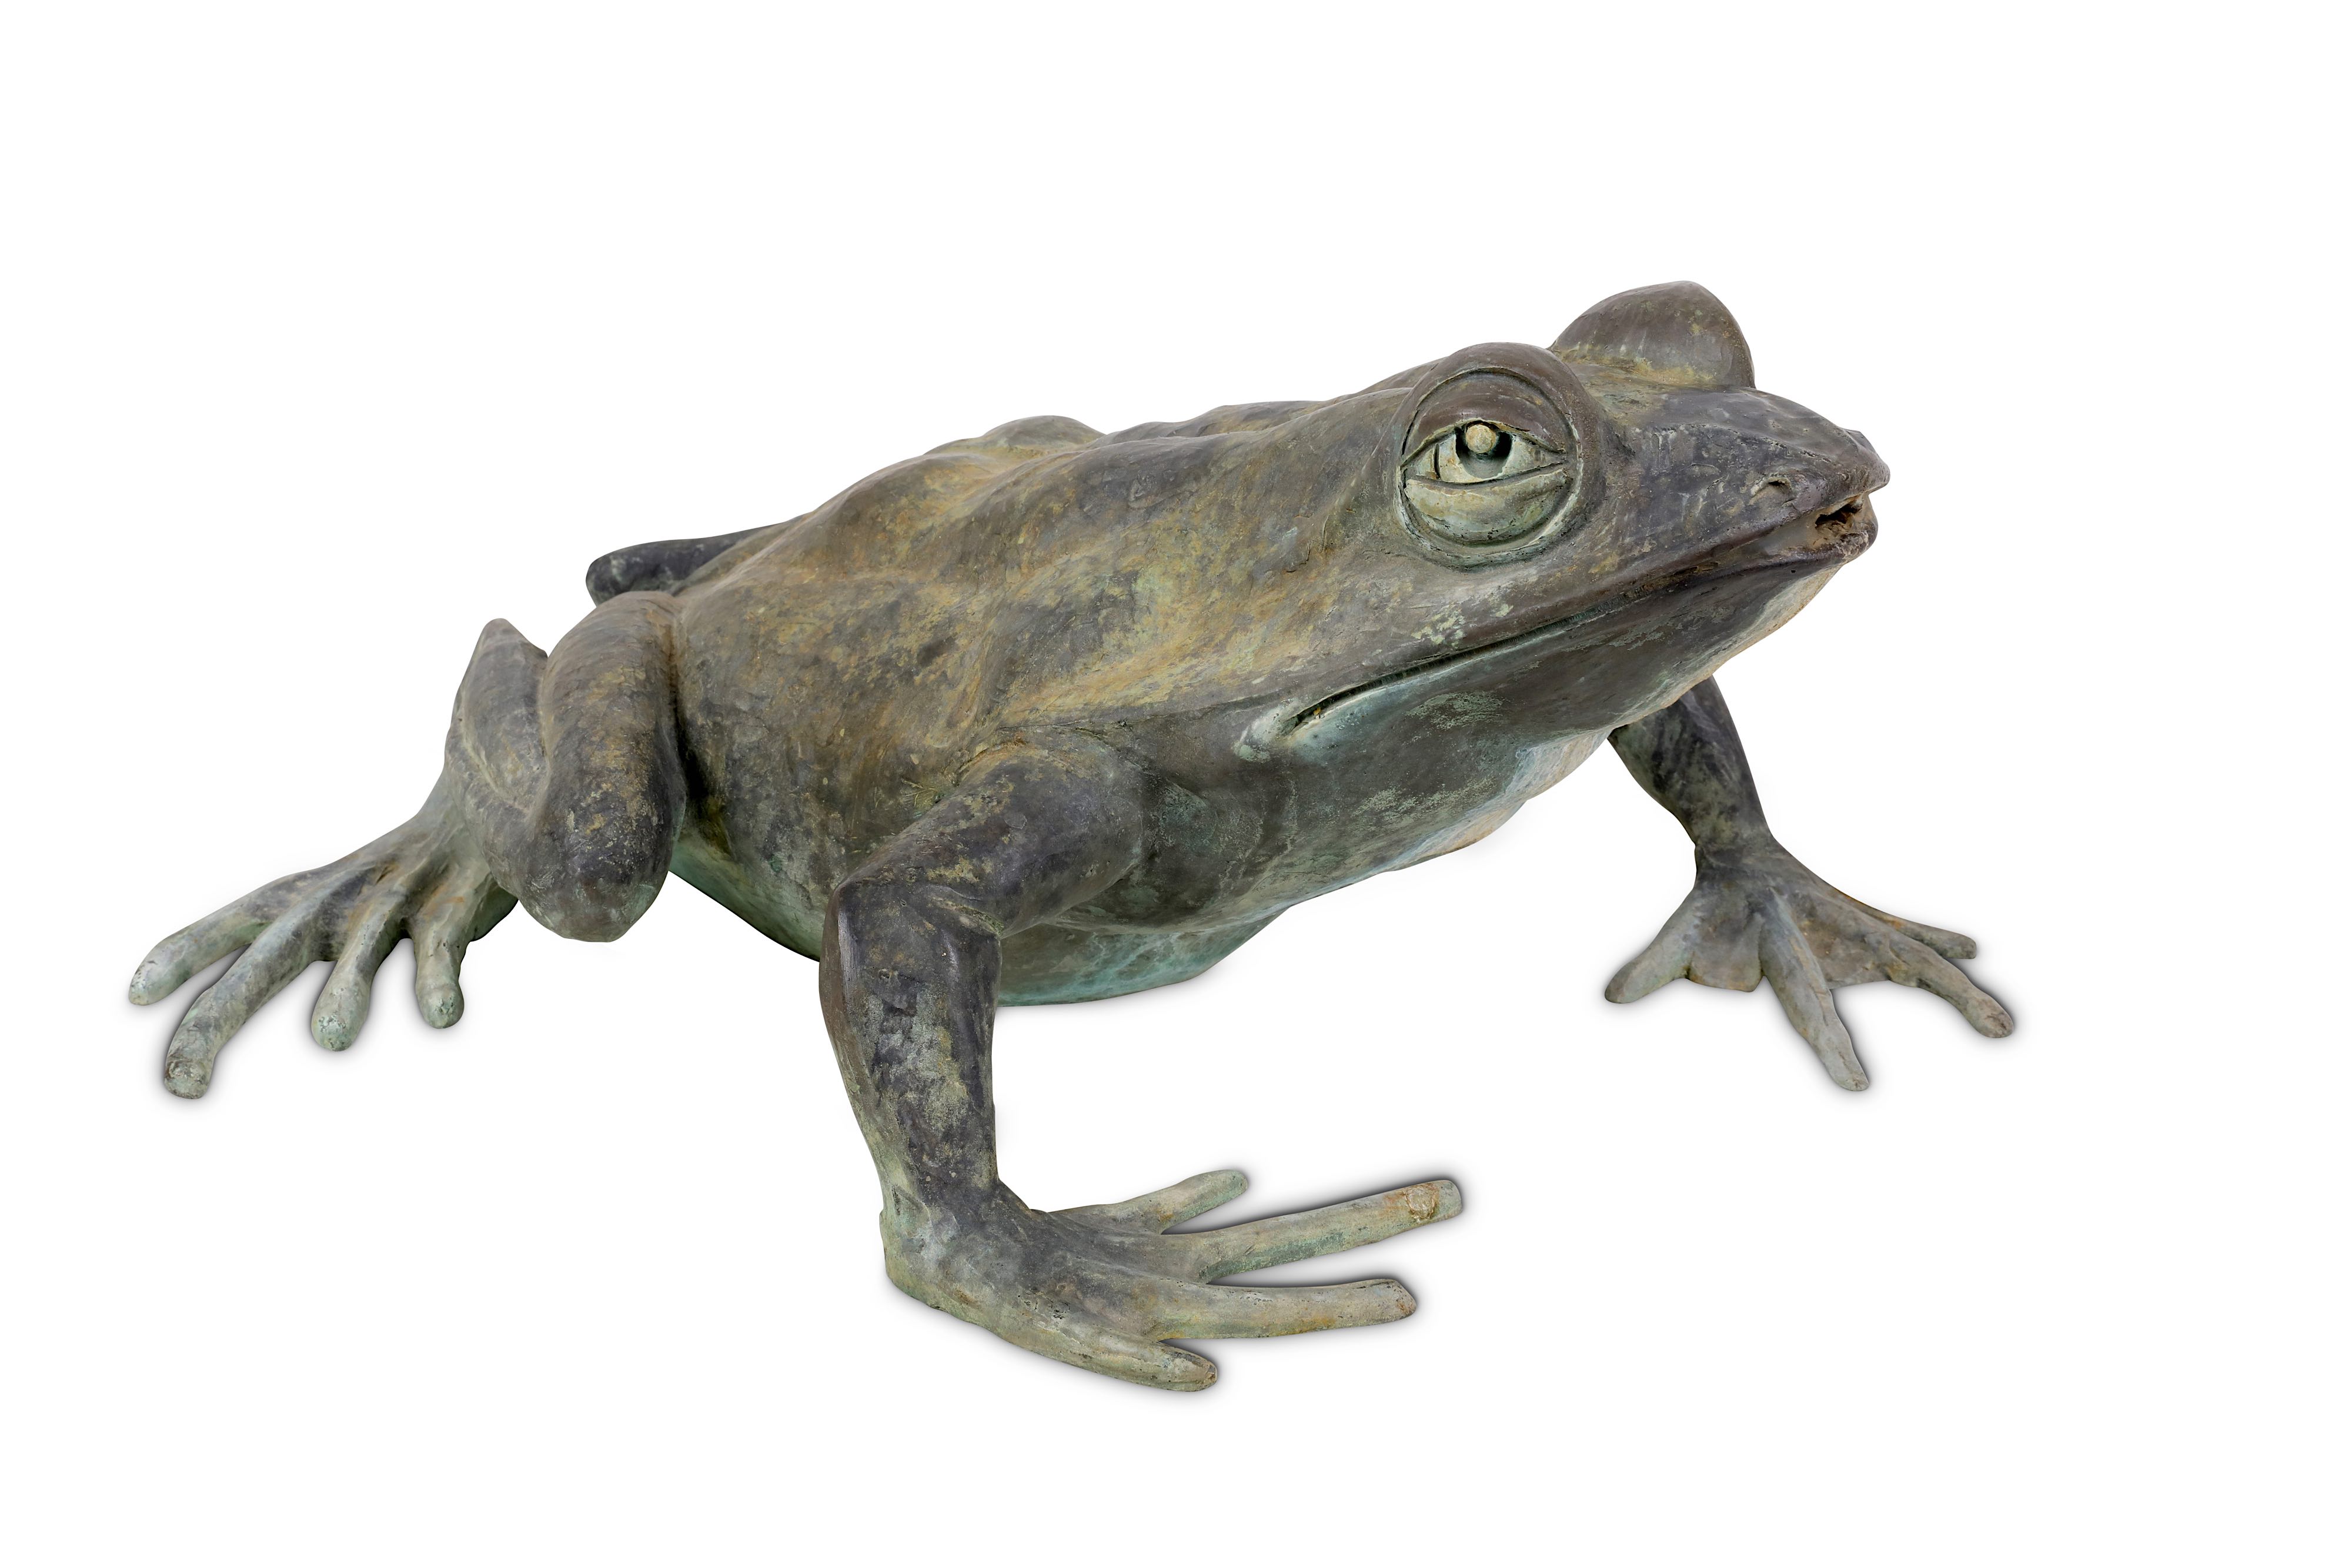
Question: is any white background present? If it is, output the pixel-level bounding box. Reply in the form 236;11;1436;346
4;3;2341;1563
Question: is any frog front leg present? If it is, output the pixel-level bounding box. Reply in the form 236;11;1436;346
1604;678;2013;1089
823;737;1461;1389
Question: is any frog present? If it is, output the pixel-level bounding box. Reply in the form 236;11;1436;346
129;282;2012;1390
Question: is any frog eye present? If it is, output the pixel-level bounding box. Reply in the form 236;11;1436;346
1402;420;1573;545
1394;352;1595;562
1414;422;1556;485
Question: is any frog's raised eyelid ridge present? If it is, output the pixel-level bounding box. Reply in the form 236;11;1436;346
1404;373;1573;454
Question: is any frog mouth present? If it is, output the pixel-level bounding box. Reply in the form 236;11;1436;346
1286;588;1643;733
1287;498;1875;735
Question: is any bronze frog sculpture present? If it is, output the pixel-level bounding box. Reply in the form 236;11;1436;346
131;282;2012;1389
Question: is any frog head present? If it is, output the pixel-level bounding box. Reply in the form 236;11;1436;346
1250;282;1889;764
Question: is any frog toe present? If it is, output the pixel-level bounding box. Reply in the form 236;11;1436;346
309;878;421;1049
130;867;325;1006
904;1174;1459;1389
161;902;328;1095
1148;1277;1418;1339
1054;1168;1250;1233
1605;894;1706;1002
1755;900;1870;1089
1886;937;2013;1038
1611;850;2011;1085
1028;1315;1218;1392
1848;900;1978;963
135;805;514;1094
1177;1180;1464;1280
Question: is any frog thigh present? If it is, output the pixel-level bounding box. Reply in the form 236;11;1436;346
998;916;1281;1005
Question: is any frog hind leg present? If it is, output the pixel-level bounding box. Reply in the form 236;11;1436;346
130;590;689;1095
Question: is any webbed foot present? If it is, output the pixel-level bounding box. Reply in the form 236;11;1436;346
129;780;514;1096
885;1171;1462;1390
1606;845;2012;1089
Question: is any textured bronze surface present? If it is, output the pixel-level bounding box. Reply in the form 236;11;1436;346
131;282;2010;1388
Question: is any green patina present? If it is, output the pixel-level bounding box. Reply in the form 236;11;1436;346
131;283;2010;1390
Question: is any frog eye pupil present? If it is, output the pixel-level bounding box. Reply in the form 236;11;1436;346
1461;423;1503;459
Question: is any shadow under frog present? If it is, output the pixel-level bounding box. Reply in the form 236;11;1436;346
131;282;2011;1389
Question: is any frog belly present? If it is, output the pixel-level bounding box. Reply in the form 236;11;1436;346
998;917;1281;1004
669;728;1604;1002
998;729;1607;1004
676;818;1276;1005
